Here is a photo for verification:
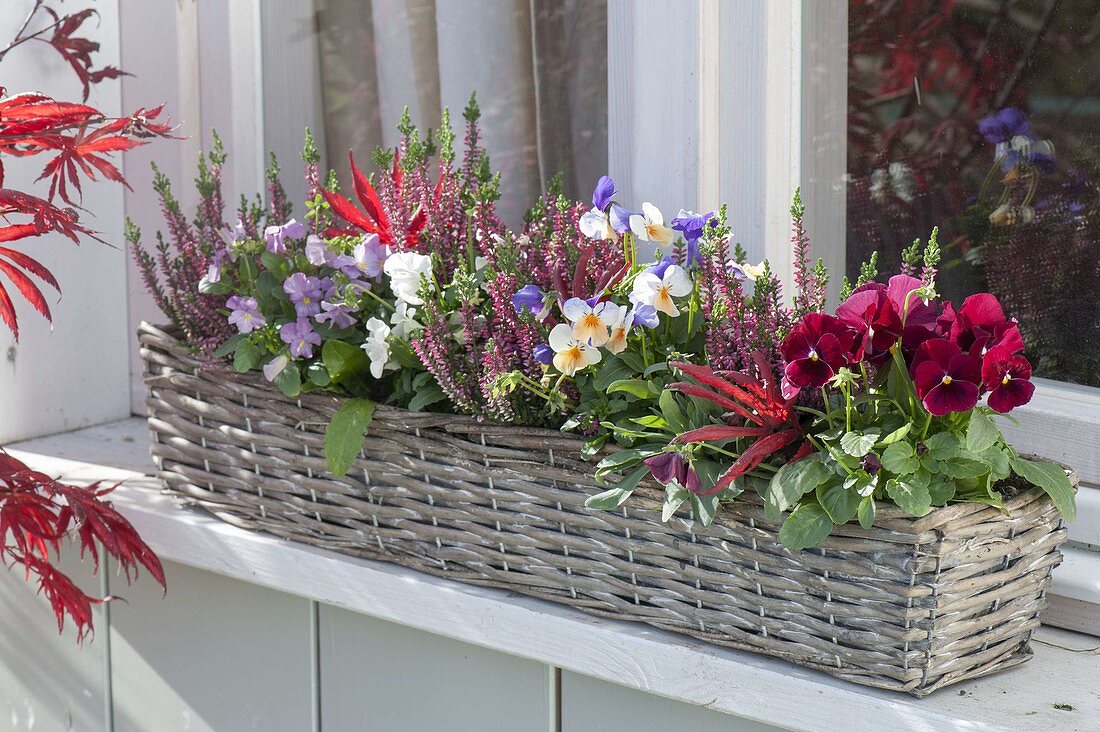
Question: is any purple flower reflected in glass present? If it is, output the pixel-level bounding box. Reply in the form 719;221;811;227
283;272;324;317
978;107;1030;144
279;319;322;359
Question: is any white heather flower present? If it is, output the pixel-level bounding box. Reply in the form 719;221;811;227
549;323;602;376
631;264;692;316
383;251;433;305
390;301;421;340
362;317;392;378
628;202;674;245
561;297;622;347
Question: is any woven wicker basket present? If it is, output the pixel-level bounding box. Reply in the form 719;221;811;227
139;322;1072;696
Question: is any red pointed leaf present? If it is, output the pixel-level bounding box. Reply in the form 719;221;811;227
321;189;379;235
667;382;761;425
0;248;61;292
0;260;51;321
348;151;390;233
699;428;802;495
673;425;772;443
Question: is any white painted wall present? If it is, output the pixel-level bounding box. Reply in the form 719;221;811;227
0;2;131;443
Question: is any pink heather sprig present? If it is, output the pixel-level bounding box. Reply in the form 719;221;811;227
790;188;827;317
411;298;480;415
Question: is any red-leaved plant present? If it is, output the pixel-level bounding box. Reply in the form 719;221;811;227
0;450;164;640
0;2;170;637
0;2;172;338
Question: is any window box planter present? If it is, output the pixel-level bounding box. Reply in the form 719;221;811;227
139;322;1072;696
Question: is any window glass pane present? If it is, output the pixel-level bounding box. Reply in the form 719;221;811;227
316;0;608;225
847;1;1100;387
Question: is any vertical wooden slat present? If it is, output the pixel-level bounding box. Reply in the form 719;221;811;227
109;560;313;731
319;606;553;731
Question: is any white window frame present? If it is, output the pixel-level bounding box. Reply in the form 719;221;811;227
148;0;1100;631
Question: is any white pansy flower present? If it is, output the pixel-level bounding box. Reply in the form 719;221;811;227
561;297;622;347
730;260;767;282
628;202;674;245
579;207;615;241
390;301;421;340
362;317;392;378
383;251;433;305
549;323;602;376
263;355;289;383
630;264;692;316
604;305;635;355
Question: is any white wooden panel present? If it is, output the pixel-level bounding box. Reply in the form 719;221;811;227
261;0;326;211
0;1;130;442
319;606;552;731
562;672;786;732
120;0;185;415
109;559;313;731
608;0;698;252
0;545;107;732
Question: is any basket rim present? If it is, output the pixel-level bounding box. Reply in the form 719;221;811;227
138;320;1077;537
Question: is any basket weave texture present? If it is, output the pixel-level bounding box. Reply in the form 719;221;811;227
139;322;1072;696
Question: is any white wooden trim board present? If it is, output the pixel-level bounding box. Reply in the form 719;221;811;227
8;420;1100;732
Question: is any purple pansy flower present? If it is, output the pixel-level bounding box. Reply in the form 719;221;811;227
630;303;659;329
226;296;266;334
338;233;386;279
305;235;332;266
644;452;689;487
609;204;637;234
279;319;322;359
283;272;324;317
264;218;307;255
315;301;357;329
670;209;716;267
533;343;553;365
512;285;548;318
592;175;617;210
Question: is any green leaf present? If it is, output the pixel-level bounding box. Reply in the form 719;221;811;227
940;457;989;480
594;447;661;481
1010;456;1077;521
692;458;725;497
881;442;918;475
966;410;1000;453
322;340;371;386
923;433;959;461
885;473;932;517
662;484;690;522
927;475;956;505
840;430;880;458
778;503;834;550
765;455;832;515
857;496;876;529
877;423;911;446
658;390;686;433
233;340;262;373
817;480;860;524
213;334;245;359
607;379;660;399
408;384;447;412
631;414;669;430
306;362;331;387
689;492;720;527
585;465;649;510
593;355;633;391
324;398;377;476
273;362;301;397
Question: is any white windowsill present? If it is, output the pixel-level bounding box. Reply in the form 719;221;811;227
9;419;1100;732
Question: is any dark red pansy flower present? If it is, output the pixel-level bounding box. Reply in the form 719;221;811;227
936;300;957;337
911;338;982;416
982;347;1035;413
644;451;689;486
901;324;937;362
835;284;903;361
957;319;1025;359
781;313;855;388
886;274;939;329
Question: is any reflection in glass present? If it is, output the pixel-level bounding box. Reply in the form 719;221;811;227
847;0;1100;386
